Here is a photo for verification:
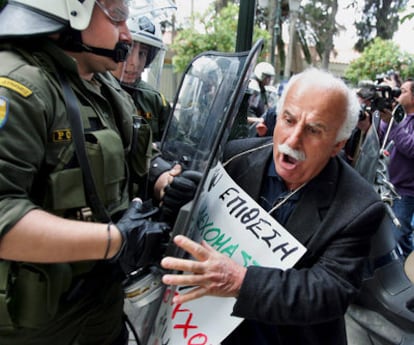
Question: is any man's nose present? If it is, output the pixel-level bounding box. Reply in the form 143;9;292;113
120;21;132;43
285;125;304;148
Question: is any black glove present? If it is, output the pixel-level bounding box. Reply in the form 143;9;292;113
148;155;174;186
161;170;202;223
111;199;170;275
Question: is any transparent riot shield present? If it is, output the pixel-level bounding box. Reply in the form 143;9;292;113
160;50;257;172
124;39;264;345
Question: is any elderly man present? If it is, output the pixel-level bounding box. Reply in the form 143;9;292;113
161;68;386;345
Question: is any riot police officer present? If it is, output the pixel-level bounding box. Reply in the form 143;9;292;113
0;1;195;344
247;61;276;118
112;15;171;144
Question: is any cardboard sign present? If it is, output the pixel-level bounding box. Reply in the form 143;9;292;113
149;162;307;345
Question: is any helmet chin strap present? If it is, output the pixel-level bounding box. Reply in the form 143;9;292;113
81;41;130;63
57;28;130;63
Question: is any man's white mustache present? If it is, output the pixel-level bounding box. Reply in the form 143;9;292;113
278;143;306;161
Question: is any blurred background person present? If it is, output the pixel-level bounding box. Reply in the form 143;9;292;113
255;79;287;137
247;62;276;117
256;105;277;137
379;78;414;258
343;84;375;165
246;62;275;136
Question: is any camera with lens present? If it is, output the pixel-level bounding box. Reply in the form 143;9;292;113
370;84;401;112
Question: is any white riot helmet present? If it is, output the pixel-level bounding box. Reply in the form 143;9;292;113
127;15;164;68
0;0;130;62
254;62;276;82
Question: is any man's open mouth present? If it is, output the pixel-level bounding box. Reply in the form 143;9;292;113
283;154;298;165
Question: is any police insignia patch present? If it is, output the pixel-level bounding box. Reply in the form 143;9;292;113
0;96;9;128
52;129;72;142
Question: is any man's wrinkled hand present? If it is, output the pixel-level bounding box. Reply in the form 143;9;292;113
161;235;247;304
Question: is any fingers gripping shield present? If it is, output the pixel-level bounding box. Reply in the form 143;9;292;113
164;171;203;201
161;171;202;223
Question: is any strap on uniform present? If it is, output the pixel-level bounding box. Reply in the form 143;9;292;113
0;261;14;330
56;69;111;223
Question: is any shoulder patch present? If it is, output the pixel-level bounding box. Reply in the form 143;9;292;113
161;93;168;107
0;96;10;129
52;129;72;142
0;77;33;98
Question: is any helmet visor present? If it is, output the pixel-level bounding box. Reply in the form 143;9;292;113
95;0;129;23
116;41;147;86
142;45;165;89
116;40;165;88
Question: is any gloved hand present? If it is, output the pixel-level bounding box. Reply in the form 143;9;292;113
161;170;203;224
111;199;170;275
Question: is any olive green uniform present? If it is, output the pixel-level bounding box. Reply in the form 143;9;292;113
0;39;151;344
125;79;171;142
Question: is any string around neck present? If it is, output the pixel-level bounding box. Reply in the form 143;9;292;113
267;182;307;215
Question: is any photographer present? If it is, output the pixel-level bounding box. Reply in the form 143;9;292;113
344;86;375;165
344;80;403;165
379;78;414;258
343;76;412;258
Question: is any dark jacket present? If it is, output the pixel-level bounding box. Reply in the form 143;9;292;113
221;137;386;345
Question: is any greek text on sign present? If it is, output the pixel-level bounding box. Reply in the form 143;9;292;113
149;162;307;345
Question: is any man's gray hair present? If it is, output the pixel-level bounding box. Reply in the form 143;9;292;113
278;68;360;142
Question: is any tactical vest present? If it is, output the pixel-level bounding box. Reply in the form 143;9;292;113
0;42;152;330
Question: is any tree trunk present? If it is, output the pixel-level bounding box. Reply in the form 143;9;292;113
321;0;337;70
268;0;277;66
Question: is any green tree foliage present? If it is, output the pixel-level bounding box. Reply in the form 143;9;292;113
344;37;414;85
0;0;6;10
170;3;270;72
354;0;408;52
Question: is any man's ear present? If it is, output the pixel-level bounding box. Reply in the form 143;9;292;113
331;139;347;157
